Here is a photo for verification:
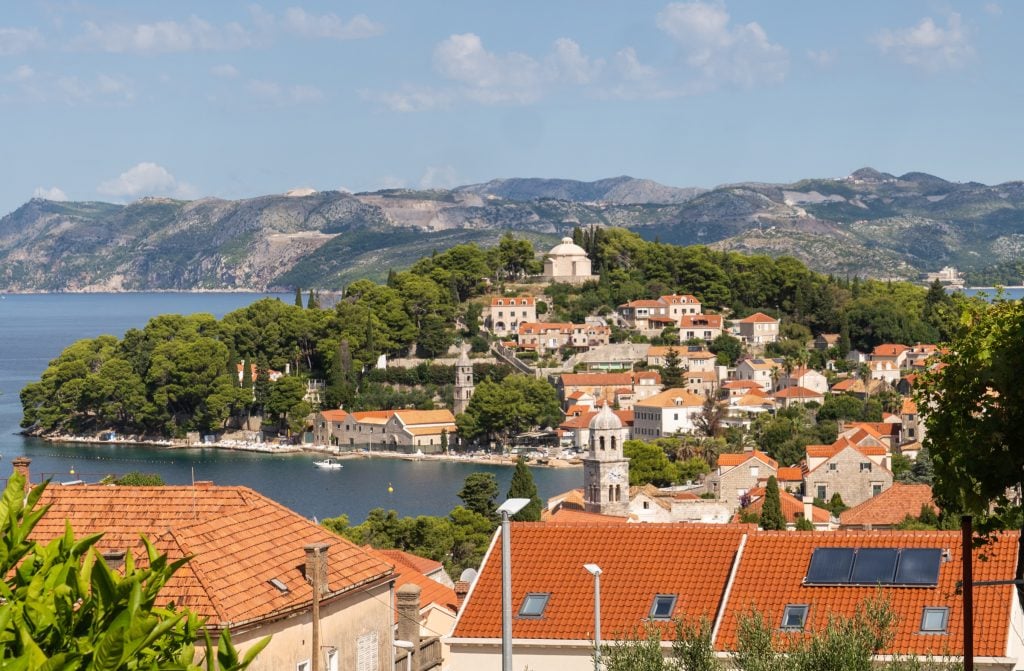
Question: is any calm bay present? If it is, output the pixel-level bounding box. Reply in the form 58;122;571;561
0;293;580;521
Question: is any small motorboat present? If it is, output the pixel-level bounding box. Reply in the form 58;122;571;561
313;459;344;470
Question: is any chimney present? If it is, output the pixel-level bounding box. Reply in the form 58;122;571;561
802;496;814;525
12;457;31;486
454;580;470;608
304;543;330;596
193;480;214;489
396;583;422;655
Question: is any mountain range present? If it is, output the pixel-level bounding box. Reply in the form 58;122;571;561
2;167;1023;292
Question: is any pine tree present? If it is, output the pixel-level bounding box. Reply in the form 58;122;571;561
507;457;542;522
760;476;786;530
294;286;303;307
661;347;683;387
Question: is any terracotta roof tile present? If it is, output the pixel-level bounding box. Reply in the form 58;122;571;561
840;484;937;528
33;486;393;627
635;388;706;408
320;409;349;421
718;451;778;470
680;315;723;328
901;398;918;414
540;508;631;524
490;296;536;307
716;530;1018;657
738;312;778;324
776;467;804;482
452;524;748;640
659;294;700;304
559;372;662;386
394;409;457;425
774;386;824;400
367;548;458;619
872;343;910;357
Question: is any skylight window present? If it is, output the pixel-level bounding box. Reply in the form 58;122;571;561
518;593;550;618
269;578;289;593
649;594;677;620
781;604;808;631
920;607;949;633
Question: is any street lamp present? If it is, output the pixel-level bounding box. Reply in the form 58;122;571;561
497;497;530;671
394;639;414;671
584;564;602;671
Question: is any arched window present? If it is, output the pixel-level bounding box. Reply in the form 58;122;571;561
599;436;606;450
615;485;621;502
611;436;617;452
608;485;614;501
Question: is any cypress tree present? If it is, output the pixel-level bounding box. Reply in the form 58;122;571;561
294;286;303;307
760;476;786;530
240;357;252;389
507;457;542;522
306;288;318;309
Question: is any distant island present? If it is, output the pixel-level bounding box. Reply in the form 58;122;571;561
3;168;1024;292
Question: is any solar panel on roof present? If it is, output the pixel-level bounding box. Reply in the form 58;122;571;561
805;548;855;584
850;548;899;584
895;548;943;585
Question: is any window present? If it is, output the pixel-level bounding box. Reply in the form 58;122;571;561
356;631;378;671
649;594;677;620
781;604;808;631
643;501;650;510
519;593;550;618
750;466;759;478
860;462;872;472
297;662;310;671
920;607;949;633
872;483;883;497
817;485;827;500
327;649;339;671
828;463;837;471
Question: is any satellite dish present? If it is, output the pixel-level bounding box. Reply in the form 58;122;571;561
459;568;478;584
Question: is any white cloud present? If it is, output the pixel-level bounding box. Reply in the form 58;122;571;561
75;16;252;53
4;65;35;82
807;49;837;68
873;13;974;71
282;8;383;40
656;1;788;86
247;79;324;105
419;165;458;189
2;71;135;105
984;3;1002;16
210;64;239;78
360;86;453;113
0;27;42;55
33;186;68;201
97;162;196;199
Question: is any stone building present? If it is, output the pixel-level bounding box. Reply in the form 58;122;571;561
542;237;598;284
582;404;630;516
453;345;474;416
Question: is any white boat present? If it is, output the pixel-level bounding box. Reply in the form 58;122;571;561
313;459;344;470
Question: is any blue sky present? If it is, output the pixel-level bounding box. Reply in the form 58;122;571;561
0;1;1019;214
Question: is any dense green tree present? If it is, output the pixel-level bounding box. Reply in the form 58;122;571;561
760;476;785;530
710;333;743;367
506;457;542;521
456;375;561;445
661;347;683;387
795;516;815;531
827;493;848;516
294;286;302;307
623;440;680;487
464;301;483;337
495;233;538;280
916;298;1024;546
112;471;165;486
417;313;454;358
458;472;499;520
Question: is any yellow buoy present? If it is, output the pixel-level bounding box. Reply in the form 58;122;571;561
69;466;75;476
387;482;394;494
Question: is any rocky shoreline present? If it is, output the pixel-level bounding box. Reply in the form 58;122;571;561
34;433;580;468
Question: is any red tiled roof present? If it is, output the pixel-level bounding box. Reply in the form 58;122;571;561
839;484;937;528
717;530;1019;657
394;409;456;425
33;486;393;626
872;343;909;357
368;548;458;620
659;294;700;304
540;508;631;524
718;450;778;470
559;372;662;386
738;312;778;323
774;386;824;400
830;378;864;392
452;524;748;640
490;296;536;307
776;467;804;482
320;409;349;421
740;488;830;524
680;314;723;328
722;380;763;390
619;299;665;308
559;410;633;430
901;398;918;414
635;388;705;408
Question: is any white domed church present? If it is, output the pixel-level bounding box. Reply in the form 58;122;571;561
542;237;598;284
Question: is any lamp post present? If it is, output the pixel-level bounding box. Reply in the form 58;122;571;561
394;639;414;671
584;564;602;671
497;497;530;671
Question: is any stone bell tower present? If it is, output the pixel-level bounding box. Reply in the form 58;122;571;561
453;344;474;416
583;404;630;516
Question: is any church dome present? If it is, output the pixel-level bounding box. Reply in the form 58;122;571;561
589;403;622;430
547;237;588;257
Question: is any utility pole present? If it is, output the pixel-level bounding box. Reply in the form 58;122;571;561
962;516;974;671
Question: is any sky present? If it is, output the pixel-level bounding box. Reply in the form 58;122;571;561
0;1;1021;215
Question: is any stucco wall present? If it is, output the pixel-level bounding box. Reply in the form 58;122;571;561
231;581;393;671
